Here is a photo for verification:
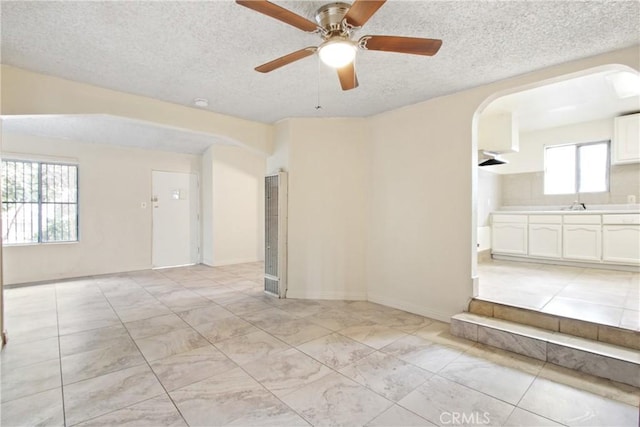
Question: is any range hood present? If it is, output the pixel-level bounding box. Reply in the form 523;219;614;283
478;150;507;166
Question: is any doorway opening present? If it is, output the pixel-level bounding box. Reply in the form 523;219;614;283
473;65;639;332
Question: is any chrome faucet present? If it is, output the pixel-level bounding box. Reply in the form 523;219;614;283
569;201;587;211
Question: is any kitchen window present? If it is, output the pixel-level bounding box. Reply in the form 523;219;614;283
2;159;78;244
544;141;609;195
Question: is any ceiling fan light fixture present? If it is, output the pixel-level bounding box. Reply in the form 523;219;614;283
318;38;356;68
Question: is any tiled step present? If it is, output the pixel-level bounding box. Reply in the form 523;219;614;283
450;312;640;388
469;299;640;351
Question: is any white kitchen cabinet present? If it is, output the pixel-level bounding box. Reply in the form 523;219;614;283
563;224;602;262
602;214;640;264
529;217;562;259
613;113;640;164
492;215;527;255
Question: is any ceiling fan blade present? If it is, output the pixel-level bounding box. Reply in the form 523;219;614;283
255;47;317;73
337;62;359;91
360;35;442;56
344;0;386;27
236;0;318;32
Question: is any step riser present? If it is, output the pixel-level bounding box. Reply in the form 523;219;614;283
451;317;640;388
469;299;640;351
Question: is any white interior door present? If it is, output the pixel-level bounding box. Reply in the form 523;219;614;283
152;171;199;268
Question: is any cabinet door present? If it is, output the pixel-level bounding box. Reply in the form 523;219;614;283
563;225;601;261
613;114;640;164
603;225;640;265
529;224;562;258
492;223;527;255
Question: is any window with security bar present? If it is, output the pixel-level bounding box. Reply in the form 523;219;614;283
2;159;78;244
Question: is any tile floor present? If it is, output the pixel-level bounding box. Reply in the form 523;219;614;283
478;259;640;331
1;262;638;426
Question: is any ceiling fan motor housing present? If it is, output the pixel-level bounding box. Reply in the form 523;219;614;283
315;2;352;36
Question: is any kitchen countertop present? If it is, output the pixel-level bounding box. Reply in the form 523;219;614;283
493;210;640;215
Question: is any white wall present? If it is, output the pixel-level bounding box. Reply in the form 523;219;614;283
485;118;613;174
2;133;200;284
201;145;265;266
275;118;370;300
477;169;502;251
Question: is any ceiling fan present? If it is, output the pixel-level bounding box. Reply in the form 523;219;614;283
236;0;442;91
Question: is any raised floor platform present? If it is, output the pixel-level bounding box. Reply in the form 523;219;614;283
451;304;640;388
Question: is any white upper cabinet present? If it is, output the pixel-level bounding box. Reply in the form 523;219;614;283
613;113;640;164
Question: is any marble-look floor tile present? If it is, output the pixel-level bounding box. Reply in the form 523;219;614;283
135;328;209;362
546;343;640;387
619;309;639;331
0;336;59;370
398;375;514;426
59;324;130;357
438;352;537;405
76;394;186;427
242;347;333;398
450;318;478;341
58;309;122;335
0;387;64;427
339;324;408;349
242;307;298;329
340;351;432;402
280;372;393;426
263;318;332;346
194;315;259;344
537;362;640;407
413;321;476;351
298;333;375;369
223;296;274;316
476;326;547;361
381;335;464;373
1;358;61;403
504;408;563;426
64;364;165;426
214;330;290;366
366;405;436;426
541;297;624;327
124;313;190;340
61;339;146;384
277;300;325;317
177;305;235;328
518;377;639;426
150;345;238;391
170;367;308;426
155;290;211;311
372;310;434;333
304;309;376;331
113;301;174;323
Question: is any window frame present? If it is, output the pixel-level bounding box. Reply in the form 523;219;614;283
2;158;79;246
543;140;610;195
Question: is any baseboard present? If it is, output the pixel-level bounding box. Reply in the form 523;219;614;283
367;292;454;324
285;289;368;301
492;254;640;272
208;258;263;267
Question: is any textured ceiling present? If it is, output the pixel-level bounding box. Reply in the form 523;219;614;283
2;115;234;154
1;1;639;123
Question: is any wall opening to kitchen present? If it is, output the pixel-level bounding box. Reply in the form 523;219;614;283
472;64;639;332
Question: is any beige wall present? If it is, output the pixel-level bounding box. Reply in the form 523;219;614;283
202;145;266;266
1;133;200;284
274;118;370;300
366;48;639;321
486;118;614;175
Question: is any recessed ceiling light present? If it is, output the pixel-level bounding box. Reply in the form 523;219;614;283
193;98;209;108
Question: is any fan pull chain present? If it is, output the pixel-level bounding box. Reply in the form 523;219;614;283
315;58;322;110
